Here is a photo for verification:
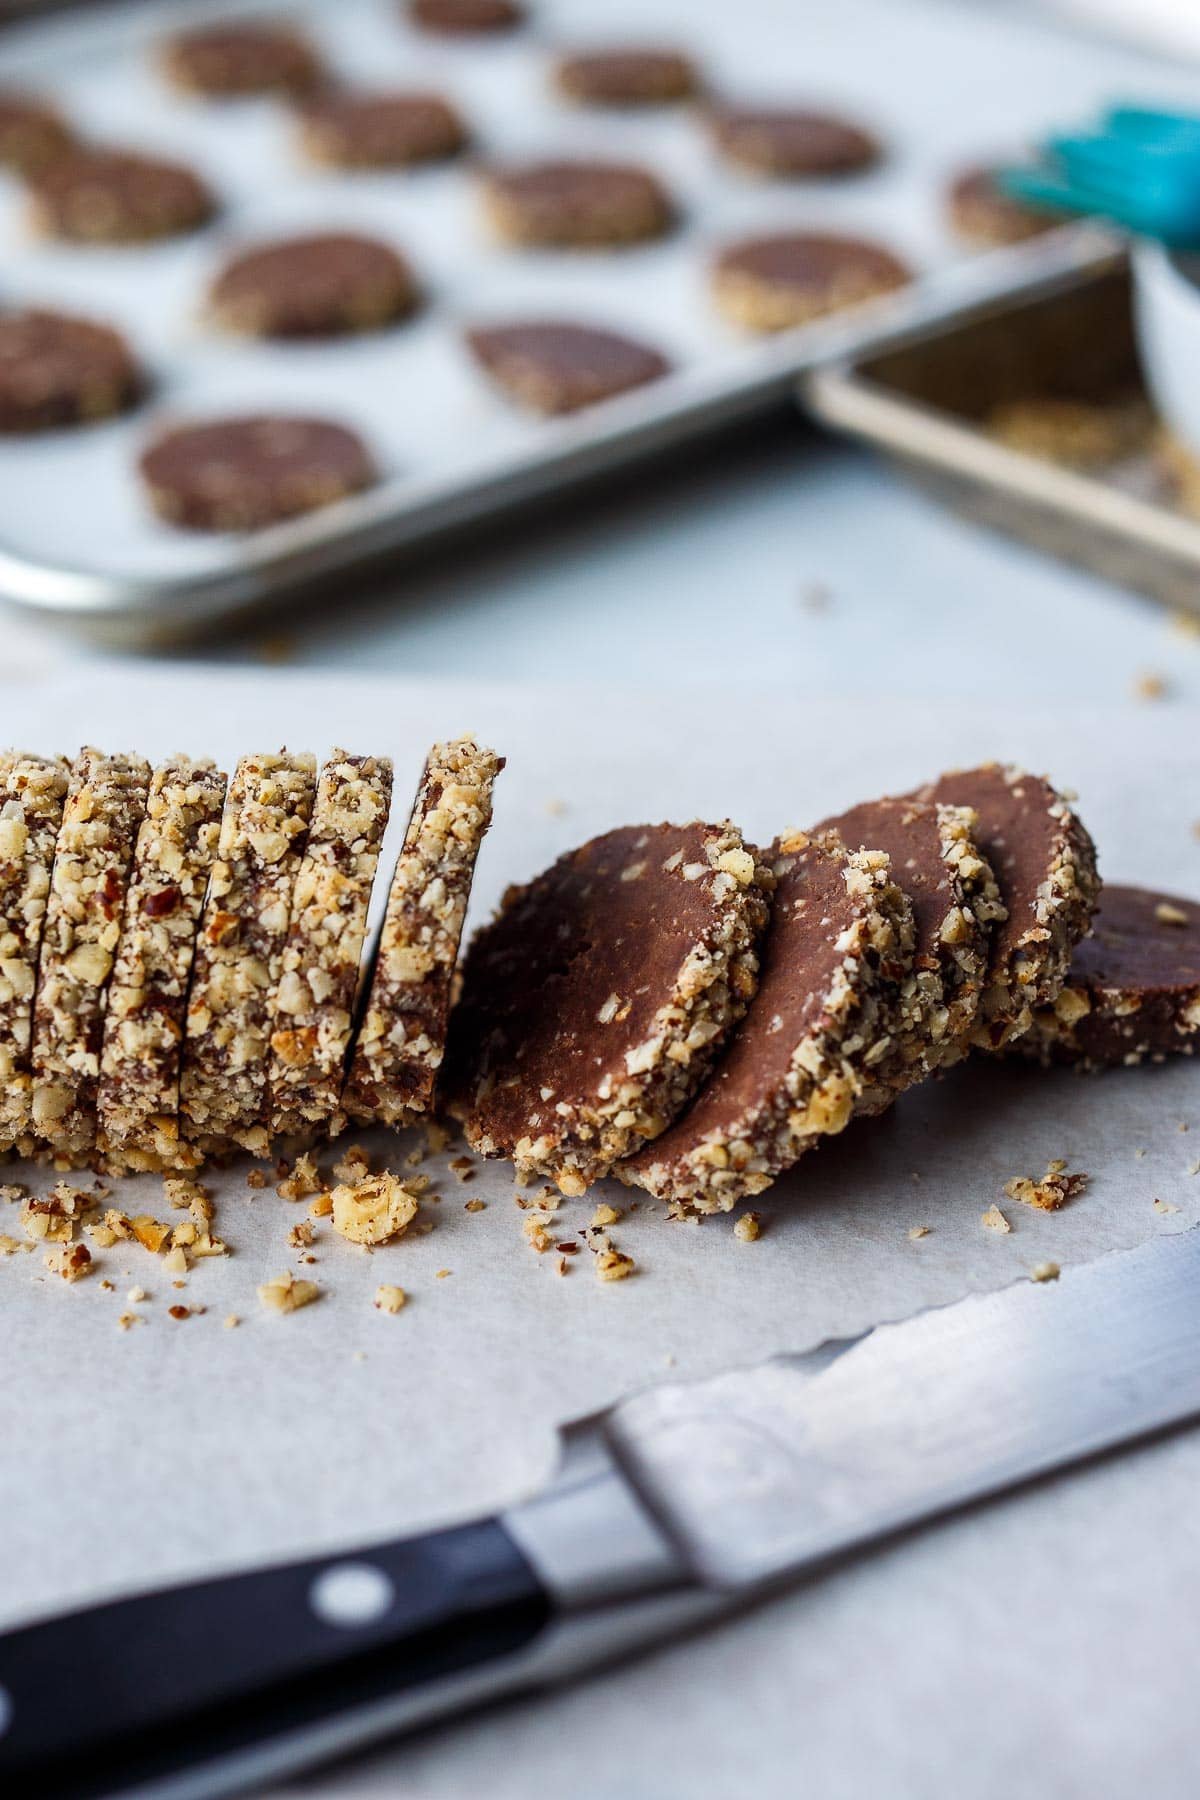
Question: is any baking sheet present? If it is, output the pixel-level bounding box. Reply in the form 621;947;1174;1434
1;0;1199;632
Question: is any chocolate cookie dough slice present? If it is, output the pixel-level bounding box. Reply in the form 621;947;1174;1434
481;159;674;249
621;835;912;1213
407;0;524;33
27;147;217;244
160;21;322;98
1015;885;1200;1069
95;759;227;1172
709;106;880;178
297;91;467;169
444;821;771;1195
0;90;73;174
207;234;419;339
343;738;502;1132
712;232;911;332
817;797;1002;1107
180;752;315;1157
0;754;69;1156
553;49;700;107
466;321;670;414
910;764;1099;1051
139;416;376;532
30;749;151;1163
0;310;142;434
947;166;1062;249
267;752;393;1141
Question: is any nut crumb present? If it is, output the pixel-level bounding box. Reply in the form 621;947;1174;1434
464;1198;485;1213
331;1171;420;1245
734;1211;761;1242
1003;1160;1088;1212
44;1243;92;1282
374;1283;406;1314
257;1271;319;1314
277;1152;322;1202
981;1204;1011;1233
591;1202;621;1228
117;1310;144;1330
246;1169;268;1190
436;1267;451;1279
907;1224;930;1241
223;1313;240;1329
1155;902;1190;927
288;1221;315;1249
1030;1261;1060;1283
1133;671;1167;701
1154;1197;1180;1215
596;1248;636;1282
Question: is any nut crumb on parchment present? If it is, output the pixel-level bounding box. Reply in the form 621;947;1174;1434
1003;1160;1088;1212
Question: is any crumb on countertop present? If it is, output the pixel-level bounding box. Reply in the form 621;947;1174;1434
1004;1160;1088;1211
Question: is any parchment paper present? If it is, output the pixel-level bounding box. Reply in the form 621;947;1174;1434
2;665;1199;1800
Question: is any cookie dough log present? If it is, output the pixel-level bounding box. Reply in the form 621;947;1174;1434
0;755;69;1156
29;750;151;1163
1014;885;1200;1069
342;738;502;1133
910;764;1099;1051
443;821;771;1195
620;835;912;1213
180;752;316;1158
266;752;394;1141
94;759;227;1172
816;797;1002;1107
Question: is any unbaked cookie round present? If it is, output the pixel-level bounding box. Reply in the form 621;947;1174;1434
208;233;419;338
28;147;216;244
0;309;141;433
297;90;467;169
140;415;376;532
482;158;674;248
554;48;699;107
710;105;880;177
0;89;73;173
712;231;911;331
947;166;1061;248
160;21;322;98
466;320;670;413
407;0;524;33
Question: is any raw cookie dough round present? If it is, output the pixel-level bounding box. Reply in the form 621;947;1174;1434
554;48;699;107
709;106;880;178
208;233;419;338
1015;885;1200;1069
0;89;73;173
139;415;376;532
910;763;1099;1051
817;796;1001;1104
443;821;771;1194
712;231;911;332
481;159;674;248
407;0;524;33
297;90;467;168
28;148;216;244
466;320;670;413
620;834;912;1212
947;166;1061;248
0;309;141;433
160;21;322;98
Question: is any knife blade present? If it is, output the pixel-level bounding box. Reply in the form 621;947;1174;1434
2;1226;1199;1800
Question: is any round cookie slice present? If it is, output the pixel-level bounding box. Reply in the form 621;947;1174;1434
709;106;880;178
1015;885;1200;1069
407;0;524;33
297;90;467;169
947;166;1062;249
816;797;1002;1108
0;89;73;173
160;21;321;97
443;822;771;1194
553;49;700;108
208;233;419;339
712;231;911;332
910;763;1099;1051
481;159;674;249
27;147;216;244
139;415;376;532
620;834;912;1213
0;310;141;433
465;320;670;414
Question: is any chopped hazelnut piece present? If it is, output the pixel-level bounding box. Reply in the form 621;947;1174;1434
591;1202;621;1228
595;1248;636;1282
276;1152;322;1201
1030;1261;1060;1283
1003;1160;1088;1211
907;1224;930;1241
374;1283;406;1314
45;1242;92;1282
981;1204;1011;1233
330;1171;420;1245
257;1271;320;1313
246;1168;268;1190
733;1211;761;1242
464;1197;485;1212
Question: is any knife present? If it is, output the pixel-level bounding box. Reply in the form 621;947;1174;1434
3;1224;1200;1800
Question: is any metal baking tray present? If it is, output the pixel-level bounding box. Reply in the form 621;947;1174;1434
805;238;1200;619
0;0;1190;645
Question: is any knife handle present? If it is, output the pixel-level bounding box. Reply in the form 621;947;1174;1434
0;1516;551;1800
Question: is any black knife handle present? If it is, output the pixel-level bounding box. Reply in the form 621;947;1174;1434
0;1516;551;1800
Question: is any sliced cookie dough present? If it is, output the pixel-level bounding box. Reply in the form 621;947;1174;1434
466;320;670;414
712;231;911;332
443;821;770;1194
910;763;1099;1051
29;749;151;1163
947;166;1062;249
481;159;674;249
709;106;880;178
139;415;376;532
267;751;394;1141
95;758;227;1172
0;90;73;174
553;49;700;108
180;751;316;1157
407;0;524;33
0;754;69;1157
621;834;912;1213
297;90;467;169
207;233;419;339
0;309;141;434
343;738;503;1132
160;21;322;98
817;797;1002;1107
27;147;216;245
1015;885;1200;1069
